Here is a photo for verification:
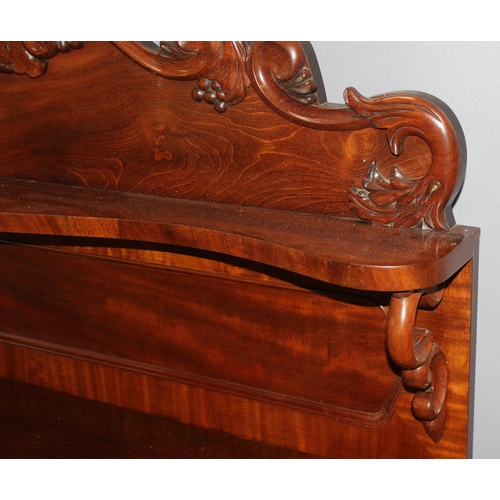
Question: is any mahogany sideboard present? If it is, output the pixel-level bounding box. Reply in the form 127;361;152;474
0;41;479;458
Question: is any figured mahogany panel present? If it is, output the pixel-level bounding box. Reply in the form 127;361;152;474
0;378;317;459
0;240;401;424
0;250;476;458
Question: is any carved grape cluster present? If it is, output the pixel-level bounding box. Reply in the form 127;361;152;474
192;78;228;113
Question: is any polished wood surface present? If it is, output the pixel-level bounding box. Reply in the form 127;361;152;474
0;378;315;458
0;41;479;458
0;239;399;426
0;177;479;291
0;237;478;458
0;42;464;229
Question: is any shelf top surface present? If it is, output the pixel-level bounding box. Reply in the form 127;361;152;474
0;178;479;292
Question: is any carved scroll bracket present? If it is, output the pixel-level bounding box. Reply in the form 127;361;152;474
386;286;447;442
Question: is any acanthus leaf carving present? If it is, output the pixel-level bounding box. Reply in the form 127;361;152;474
0;42;83;78
114;41;251;113
273;65;318;106
345;88;465;230
349;161;443;229
23;40;462;231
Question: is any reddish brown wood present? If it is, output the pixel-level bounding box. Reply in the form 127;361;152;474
0;378;315;458
345;88;466;230
0;252;477;458
386;290;448;442
0;42;455;226
0;41;479;457
0;178;479;292
0;41;83;77
0;239;401;425
114;42;251;113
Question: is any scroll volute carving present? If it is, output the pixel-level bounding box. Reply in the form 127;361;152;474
244;41;465;231
0;42;83;78
345;89;466;230
3;41;464;231
246;41;370;130
386;288;448;442
114;41;465;231
113;41;250;113
246;42;465;231
114;41;372;127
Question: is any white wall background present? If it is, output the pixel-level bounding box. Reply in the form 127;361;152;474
311;42;498;458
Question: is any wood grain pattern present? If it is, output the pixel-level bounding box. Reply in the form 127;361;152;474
0;378;317;458
0;42;440;224
0;178;479;292
0;242;477;457
0;41;479;457
0;239;401;425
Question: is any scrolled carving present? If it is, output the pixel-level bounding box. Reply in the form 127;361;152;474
345;88;465;230
245;42;464;229
403;343;448;442
273;64;318;105
0;42;83;78
386;288;448;442
101;42;465;230
114;41;369;126
114;41;251;113
246;41;370;130
386;291;433;369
